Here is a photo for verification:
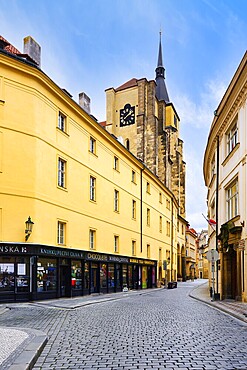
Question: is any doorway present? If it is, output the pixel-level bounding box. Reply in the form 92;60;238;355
90;263;99;293
60;265;71;297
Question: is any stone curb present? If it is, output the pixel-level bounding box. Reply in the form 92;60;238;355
5;327;47;370
189;283;247;324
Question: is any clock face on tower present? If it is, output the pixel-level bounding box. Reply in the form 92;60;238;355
120;104;135;127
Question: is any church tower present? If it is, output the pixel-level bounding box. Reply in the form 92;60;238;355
105;35;186;217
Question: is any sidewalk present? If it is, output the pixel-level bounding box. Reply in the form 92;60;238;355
189;281;247;324
0;281;246;369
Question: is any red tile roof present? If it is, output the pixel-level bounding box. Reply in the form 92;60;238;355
115;78;138;91
0;35;21;55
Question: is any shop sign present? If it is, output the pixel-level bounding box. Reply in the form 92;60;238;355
0;245;28;254
129;258;138;264
87;252;108;261
39;247;84;258
109;256;129;263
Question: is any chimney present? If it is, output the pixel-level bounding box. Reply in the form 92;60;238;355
23;36;41;67
79;92;91;114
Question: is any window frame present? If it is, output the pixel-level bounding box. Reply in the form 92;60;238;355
114;189;119;212
89;229;96;250
226;179;238;220
57;221;66;245
58;157;66;188
113;156;119;171
147;208;150;226
89;136;96;154
132;199;136;220
226;120;238;156
58;112;66;132
132;240;136;256
90;176;96;202
114;235;119;253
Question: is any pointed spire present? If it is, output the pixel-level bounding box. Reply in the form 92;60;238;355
155;31;169;103
157;30;163;67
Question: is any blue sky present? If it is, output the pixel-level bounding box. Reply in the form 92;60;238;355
1;0;247;231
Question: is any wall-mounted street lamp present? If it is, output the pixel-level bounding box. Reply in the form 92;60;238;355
25;216;34;241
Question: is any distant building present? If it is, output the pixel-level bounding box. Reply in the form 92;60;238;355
185;227;197;280
204;51;247;301
197;230;209;279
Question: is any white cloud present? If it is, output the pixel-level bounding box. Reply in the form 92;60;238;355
174;78;226;129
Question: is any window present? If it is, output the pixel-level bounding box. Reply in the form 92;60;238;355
89;229;96;250
90;176;96;201
159;216;162;233
58;158;66;188
166;199;171;210
226;121;238;155
166;221;170;237
177;220;179;233
159;248;162;262
114;156;119;171
57;221;66;245
126;139;130;150
159;192;162;203
132;170;136;183
146;182;150;193
226;180;238;220
147;244;150;258
147;208;150;226
114;235;119;253
132;240;136;256
211;157;215;179
211;199;216;220
132;200;136;219
58;112;66;132
114;189;119;212
90;137;96;154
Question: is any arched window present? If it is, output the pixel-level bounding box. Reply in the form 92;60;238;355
125;139;130;150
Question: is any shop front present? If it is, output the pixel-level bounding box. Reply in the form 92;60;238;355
0;243;157;303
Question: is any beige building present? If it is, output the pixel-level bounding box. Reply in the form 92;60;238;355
0;35;182;302
197;230;209;279
185;227;197;280
204;51;247;301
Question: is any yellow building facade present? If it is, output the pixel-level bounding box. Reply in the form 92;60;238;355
0;36;179;302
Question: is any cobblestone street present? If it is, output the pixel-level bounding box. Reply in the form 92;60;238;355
0;282;246;369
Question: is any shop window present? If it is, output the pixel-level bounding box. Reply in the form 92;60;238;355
37;258;57;292
122;264;127;286
226;179;238;220
71;261;82;290
84;262;89;290
0;260;14;291
16;257;29;292
100;263;107;289
108;263;115;288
